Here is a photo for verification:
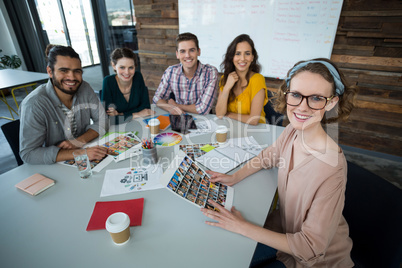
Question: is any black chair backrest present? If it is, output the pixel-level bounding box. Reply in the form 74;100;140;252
344;161;402;268
1;119;23;166
264;90;284;126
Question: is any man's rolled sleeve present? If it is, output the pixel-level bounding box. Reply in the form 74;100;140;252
153;68;172;104
195;67;218;115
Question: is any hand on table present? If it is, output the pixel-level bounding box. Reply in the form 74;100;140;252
58;140;81;149
86;146;108;160
167;99;184;115
132;109;155;119
201;199;247;234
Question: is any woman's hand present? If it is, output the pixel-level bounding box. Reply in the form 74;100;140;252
132;109;156;119
201;199;248;235
206;170;240;186
224;71;239;91
107;107;119;116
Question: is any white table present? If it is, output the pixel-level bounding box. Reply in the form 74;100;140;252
0;110;284;268
0;69;48;120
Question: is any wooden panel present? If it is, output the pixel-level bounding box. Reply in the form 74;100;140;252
162;10;178;18
139;17;178;25
331;55;402;72
374;47;402;57
151;3;175;10
342;0;402;11
348;108;402;128
339;128;402;156
133;0;152;4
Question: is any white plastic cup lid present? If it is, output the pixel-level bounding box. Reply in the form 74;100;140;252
216;125;228;134
148;118;160;126
105;212;130;233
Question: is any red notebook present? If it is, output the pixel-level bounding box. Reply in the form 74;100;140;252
86;198;144;231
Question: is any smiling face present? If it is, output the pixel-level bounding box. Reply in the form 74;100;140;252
287;71;338;131
47;55;83;95
112;57;135;83
233;41;254;73
176;40;200;73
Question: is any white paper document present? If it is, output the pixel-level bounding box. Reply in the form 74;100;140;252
186;118;218;137
195;136;263;174
100;165;164;197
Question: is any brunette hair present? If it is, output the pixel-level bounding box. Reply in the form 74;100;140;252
45;44;80;72
220;34;261;103
110;47;139;69
176;32;199;50
273;58;358;123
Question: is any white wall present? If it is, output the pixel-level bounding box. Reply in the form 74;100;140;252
0;0;26;70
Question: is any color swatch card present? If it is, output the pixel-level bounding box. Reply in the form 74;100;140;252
160;150;234;211
153;132;182;146
100;165;164;197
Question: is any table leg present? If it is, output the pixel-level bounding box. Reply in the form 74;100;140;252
0;90;17;120
11;83;37;110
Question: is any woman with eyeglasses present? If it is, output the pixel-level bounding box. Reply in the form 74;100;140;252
202;58;358;267
215;34;268;125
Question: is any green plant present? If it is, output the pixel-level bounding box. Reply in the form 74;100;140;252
0;49;22;69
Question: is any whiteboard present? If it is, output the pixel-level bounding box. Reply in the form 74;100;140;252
179;0;343;79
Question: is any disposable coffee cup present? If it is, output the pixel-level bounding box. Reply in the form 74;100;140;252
149;118;160;135
216;125;228;143
106;212;131;245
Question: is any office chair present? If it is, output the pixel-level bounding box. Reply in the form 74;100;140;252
344;161;402;268
264;90;284;126
1;119;23;166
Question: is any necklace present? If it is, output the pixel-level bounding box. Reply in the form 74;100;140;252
116;77;132;96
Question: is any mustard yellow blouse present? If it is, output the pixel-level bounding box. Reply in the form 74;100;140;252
220;73;268;124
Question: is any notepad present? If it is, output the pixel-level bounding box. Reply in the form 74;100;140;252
144;114;171;131
15;173;55;196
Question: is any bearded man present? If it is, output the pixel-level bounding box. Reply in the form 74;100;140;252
19;45;108;164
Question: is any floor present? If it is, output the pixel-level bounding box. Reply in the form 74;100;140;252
1;65;401;189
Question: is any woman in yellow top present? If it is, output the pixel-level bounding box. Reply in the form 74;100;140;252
216;34;268;125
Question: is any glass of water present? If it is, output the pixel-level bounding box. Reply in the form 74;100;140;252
72;149;92;179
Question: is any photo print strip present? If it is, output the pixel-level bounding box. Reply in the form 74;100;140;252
160;151;234;211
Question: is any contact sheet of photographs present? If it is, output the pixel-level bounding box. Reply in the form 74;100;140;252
178;143;220;160
102;133;140;159
163;152;234;211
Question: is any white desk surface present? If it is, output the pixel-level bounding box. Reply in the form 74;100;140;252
0;109;284;268
0;69;49;89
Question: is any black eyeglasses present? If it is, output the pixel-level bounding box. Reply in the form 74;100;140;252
284;91;335;110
